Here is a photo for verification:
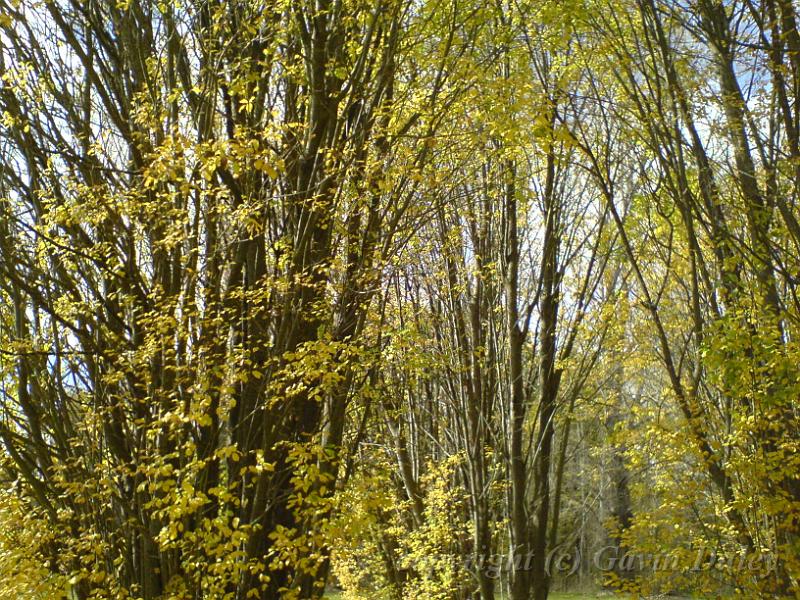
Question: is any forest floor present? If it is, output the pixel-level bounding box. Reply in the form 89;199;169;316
324;593;622;599
324;593;705;599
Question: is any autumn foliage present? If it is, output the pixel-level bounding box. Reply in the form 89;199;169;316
0;0;799;598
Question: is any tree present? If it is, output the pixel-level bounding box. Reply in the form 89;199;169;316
0;0;472;597
572;0;800;592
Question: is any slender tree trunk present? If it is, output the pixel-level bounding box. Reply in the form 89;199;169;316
531;148;560;600
505;159;531;600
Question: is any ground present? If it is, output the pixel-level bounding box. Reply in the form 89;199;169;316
323;593;709;599
324;593;615;599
